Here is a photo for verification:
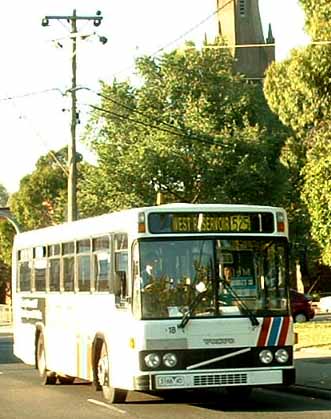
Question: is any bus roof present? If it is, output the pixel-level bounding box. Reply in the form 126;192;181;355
13;203;287;249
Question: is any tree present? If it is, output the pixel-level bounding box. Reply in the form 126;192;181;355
9;147;92;230
9;147;72;230
302;122;331;266
0;184;8;206
0;184;11;300
82;40;289;213
264;0;331;272
0;220;15;298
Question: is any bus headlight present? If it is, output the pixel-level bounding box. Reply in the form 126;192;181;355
275;349;289;364
163;353;177;368
144;353;161;368
259;349;273;364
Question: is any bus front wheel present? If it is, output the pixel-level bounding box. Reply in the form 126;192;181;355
36;333;57;385
58;375;75;385
97;342;127;403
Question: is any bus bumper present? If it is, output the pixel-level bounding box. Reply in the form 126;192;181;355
134;367;295;391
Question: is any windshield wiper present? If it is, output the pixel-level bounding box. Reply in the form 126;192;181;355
219;279;259;327
178;289;207;329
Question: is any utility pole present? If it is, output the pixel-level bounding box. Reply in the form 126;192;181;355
69;9;78;222
41;10;104;222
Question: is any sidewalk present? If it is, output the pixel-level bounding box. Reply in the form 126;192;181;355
0;323;13;335
1;323;331;399
291;346;331;399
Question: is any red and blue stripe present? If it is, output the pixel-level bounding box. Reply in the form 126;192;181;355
257;317;290;347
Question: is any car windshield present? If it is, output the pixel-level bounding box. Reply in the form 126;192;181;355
134;238;289;320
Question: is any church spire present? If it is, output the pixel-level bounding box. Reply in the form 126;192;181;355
265;23;275;64
216;0;275;80
266;23;275;44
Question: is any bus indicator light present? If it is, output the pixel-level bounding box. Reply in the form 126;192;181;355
276;212;285;232
138;212;146;233
129;337;135;349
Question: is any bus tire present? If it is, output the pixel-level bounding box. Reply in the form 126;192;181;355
36;333;57;385
58;375;75;385
97;341;127;403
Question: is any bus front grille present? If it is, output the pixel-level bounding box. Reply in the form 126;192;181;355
193;373;247;387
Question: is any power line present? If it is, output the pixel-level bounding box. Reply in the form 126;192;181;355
149;0;233;57
199;43;276;49
0;88;64;102
75;86;218;146
85;87;195;137
88;104;216;146
110;1;233;80
196;40;331;49
5;102;69;177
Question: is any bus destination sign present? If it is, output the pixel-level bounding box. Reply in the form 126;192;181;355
172;214;251;233
148;212;275;234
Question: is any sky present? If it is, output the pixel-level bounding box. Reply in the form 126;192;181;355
0;0;309;194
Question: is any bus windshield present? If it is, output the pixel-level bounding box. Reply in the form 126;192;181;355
136;238;289;320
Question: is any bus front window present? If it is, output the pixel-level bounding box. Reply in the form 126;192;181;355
135;238;290;320
217;239;289;315
137;239;215;319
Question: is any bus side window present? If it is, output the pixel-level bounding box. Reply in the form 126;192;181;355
62;242;75;292
114;234;128;301
19;261;32;292
93;236;110;292
77;239;91;292
48;244;60;292
77;255;91;292
18;249;33;292
34;246;47;292
49;259;60;291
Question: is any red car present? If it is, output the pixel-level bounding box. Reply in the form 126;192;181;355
290;289;315;322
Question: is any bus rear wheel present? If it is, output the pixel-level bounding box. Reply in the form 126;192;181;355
97;342;127;403
36;333;57;385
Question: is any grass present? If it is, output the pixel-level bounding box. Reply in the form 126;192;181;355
294;321;331;349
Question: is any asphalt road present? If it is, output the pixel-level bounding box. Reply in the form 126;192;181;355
1;334;331;419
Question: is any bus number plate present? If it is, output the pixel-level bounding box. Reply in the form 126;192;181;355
156;375;186;388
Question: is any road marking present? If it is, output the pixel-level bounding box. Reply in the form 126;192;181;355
87;399;126;414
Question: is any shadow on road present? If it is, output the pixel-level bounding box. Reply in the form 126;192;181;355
123;388;331;412
0;335;21;364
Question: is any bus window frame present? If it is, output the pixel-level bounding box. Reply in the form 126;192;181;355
113;232;129;306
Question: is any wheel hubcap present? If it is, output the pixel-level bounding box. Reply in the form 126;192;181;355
97;355;109;386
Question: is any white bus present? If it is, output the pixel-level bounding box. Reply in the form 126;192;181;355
12;203;295;403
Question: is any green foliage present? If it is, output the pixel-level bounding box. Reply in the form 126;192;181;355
264;45;331;135
0;184;8;206
0;185;12;284
300;0;331;39
264;1;331;271
0;222;15;265
264;2;331;136
9;148;69;230
302;123;331;266
0;220;15;300
83;41;289;212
